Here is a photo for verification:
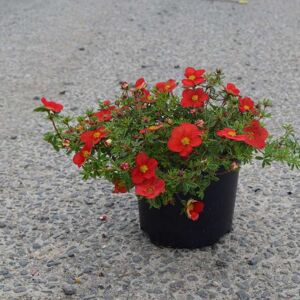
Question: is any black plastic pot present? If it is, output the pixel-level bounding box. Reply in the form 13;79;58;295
138;170;239;248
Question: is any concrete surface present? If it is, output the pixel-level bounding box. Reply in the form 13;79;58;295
0;0;300;299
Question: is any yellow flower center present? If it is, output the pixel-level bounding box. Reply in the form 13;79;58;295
181;137;190;145
83;150;90;158
244;105;250;110
165;84;170;90
118;181;126;188
93;132;101;138
188;75;196;80
140;165;149;173
192;95;199;101
147;187;154;193
228;130;236;137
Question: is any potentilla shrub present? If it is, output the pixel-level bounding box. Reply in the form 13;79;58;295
35;67;300;220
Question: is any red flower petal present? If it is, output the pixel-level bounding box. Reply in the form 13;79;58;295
41;97;64;113
80;127;107;148
135;152;148;165
186;200;205;221
193;201;205;213
135;177;165;199
243;121;269;149
72;145;91;168
182;67;206;87
195;69;205;77
239;97;254;113
217;128;246;141
190;211;199;221
156;79;177;93
181;88;209;108
184;67;196;77
181;79;194;87
131;152;158;185
135;77;146;90
167;123;204;157
225;83;240;96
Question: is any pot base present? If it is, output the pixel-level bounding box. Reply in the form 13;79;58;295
140;226;232;249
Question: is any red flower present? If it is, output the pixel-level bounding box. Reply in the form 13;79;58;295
182;67;206;87
156;79;177;93
80;127;107;148
239;97;254;113
131;152;158;184
41;97;63;113
135;177;165;199
225;83;240;96
186;199;205;221
167;123;204;157
243;120;269;149
135;77;146;90
181;88;209;108
93;106;116;122
113;181;128;193
138;89;155;103
73;145;91;168
217;128;246;141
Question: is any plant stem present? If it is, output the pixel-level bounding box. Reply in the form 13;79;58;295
49;112;63;139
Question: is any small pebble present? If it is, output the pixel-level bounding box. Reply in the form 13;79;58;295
62;284;76;295
0;222;7;228
237;289;250;300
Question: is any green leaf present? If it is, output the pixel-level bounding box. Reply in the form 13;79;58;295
34;106;49;112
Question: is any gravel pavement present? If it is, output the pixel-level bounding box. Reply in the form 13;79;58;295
1;0;300;299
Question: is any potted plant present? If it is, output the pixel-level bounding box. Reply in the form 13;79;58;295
35;67;300;248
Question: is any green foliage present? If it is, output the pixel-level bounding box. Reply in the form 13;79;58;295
256;125;300;169
43;132;61;151
34;106;49;113
35;69;300;209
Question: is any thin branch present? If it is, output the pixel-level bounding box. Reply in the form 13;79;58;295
48;112;63;139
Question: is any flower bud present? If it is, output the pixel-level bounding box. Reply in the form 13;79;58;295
177;170;184;177
195;119;205;128
62;139;70;147
165;118;173;125
120;81;129;90
120;162;129;170
103;100;111;106
76;125;84;132
104;139;112;147
231;161;239;171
